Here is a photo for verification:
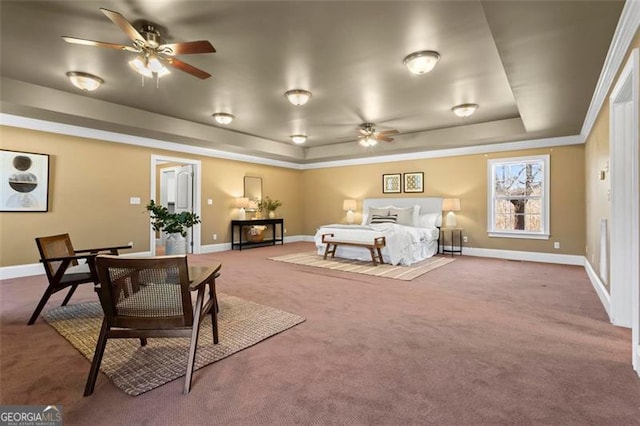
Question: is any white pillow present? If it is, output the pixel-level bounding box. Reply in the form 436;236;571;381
363;206;392;225
419;213;442;228
389;205;421;227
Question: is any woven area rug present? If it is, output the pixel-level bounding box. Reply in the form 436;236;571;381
269;252;455;281
43;293;305;396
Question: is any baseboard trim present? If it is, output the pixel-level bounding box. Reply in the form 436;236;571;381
462;247;584;265
199;235;311;254
0;250;152;281
583;258;612;320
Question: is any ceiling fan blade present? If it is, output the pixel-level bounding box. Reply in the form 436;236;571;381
378;129;399;136
100;8;146;47
158;40;216;56
167;57;211;79
62;36;140;52
358;128;370;136
375;135;394;143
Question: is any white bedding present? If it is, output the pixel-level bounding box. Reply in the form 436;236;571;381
314;223;439;266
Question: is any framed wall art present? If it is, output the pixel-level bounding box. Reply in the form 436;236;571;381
403;172;424;193
382;173;401;194
1;150;50;212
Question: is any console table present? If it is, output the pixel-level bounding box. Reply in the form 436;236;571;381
231;218;284;250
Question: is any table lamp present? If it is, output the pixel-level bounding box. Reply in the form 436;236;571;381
343;199;357;224
235;197;249;220
442;198;461;228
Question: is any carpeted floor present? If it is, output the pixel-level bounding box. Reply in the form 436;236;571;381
268;251;454;280
43;293;305;396
2;242;639;425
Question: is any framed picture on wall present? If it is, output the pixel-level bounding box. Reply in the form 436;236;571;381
0;149;50;212
403;172;424;193
382;173;402;194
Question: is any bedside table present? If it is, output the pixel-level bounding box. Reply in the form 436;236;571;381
441;228;463;257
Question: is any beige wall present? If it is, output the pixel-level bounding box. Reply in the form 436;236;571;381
303;145;585;255
0;126;302;266
584;30;640;290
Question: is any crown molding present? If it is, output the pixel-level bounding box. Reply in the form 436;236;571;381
581;0;640;139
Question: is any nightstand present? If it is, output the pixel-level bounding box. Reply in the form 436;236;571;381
441;228;463;257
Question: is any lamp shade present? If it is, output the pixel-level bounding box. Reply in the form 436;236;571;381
343;199;357;211
235;197;249;208
442;198;461;211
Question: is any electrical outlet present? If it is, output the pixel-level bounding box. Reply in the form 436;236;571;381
462;236;468;243
207;199;213;205
213;234;217;241
127;241;134;248
284;228;287;234
554;242;560;249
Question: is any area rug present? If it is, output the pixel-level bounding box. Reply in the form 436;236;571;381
43;293;305;396
268;252;455;281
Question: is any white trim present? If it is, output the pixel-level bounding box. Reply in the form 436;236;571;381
200;242;232;253
487;154;550;238
581;0;640;139
304;135;582;170
0;114;304;170
584;258;612;320
488;232;550;240
0;113;582;170
462;247;584;266
0;250;152;280
150;155;202;256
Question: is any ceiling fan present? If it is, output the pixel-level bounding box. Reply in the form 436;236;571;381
63;8;215;80
358;123;399;147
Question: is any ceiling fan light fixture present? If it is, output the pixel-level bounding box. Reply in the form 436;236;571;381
452;103;479;117
212;112;235;125
403;50;440;74
129;56;153;78
290;134;307;144
359;136;378;147
66;71;104;91
285;89;312;106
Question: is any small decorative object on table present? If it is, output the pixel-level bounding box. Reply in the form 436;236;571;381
146;200;201;255
245;225;266;242
258;196;282;219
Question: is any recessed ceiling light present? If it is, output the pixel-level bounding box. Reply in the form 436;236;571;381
212;112;235;125
452;103;479;117
285;89;312;106
66;71;104;91
403;50;440;75
290;134;307;144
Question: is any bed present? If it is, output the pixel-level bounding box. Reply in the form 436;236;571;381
314;197;442;266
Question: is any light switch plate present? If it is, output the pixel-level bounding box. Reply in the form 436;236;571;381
207;199;213;205
130;197;141;205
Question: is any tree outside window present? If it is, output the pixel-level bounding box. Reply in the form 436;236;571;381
488;155;550;239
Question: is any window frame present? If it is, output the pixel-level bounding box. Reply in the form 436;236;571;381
487;154;550;240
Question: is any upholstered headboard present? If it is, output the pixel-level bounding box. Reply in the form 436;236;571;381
362;197;443;226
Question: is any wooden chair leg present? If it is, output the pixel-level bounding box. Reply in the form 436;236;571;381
84;319;109;396
184;289;205;395
28;286;56;325
61;284;79;306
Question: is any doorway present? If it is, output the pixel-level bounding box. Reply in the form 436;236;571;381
150;155;202;256
609;48;639;375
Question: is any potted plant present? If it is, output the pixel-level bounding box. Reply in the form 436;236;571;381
146;200;201;255
258;196;283;219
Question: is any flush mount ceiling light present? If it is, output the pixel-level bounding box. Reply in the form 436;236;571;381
403;50;440;75
284;89;312;106
66;71;104;91
452;103;479;117
212;113;235;125
290;134;307;144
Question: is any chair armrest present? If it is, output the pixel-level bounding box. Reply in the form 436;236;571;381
189;264;222;291
75;243;132;254
40;253;99;263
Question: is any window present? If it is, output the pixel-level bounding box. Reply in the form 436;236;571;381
487;155;550;239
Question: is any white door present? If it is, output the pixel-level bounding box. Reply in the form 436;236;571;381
175;164;195;253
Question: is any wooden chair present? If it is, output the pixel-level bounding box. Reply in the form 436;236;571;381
84;255;221;396
30;234;131;325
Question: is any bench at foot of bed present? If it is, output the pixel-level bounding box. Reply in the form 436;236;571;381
321;233;386;266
